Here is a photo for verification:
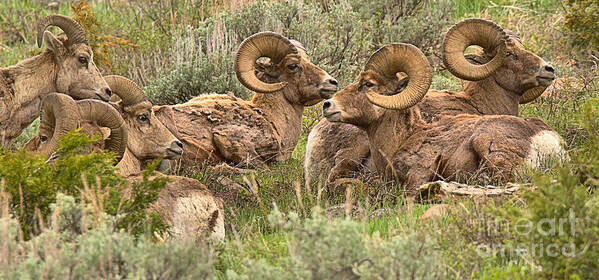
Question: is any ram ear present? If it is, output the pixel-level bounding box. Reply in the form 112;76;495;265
396;72;409;84
464;53;490;66
43;31;65;55
393;72;410;94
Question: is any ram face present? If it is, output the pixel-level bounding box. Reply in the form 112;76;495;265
1;14;110;148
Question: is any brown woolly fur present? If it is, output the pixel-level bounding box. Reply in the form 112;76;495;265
154;35;337;171
387;115;558;191
322;50;566;193
1;16;111;148
305;120;372;182
306;20;557;183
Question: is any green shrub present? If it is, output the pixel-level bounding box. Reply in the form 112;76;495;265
227;206;447;279
347;0;454;60
563;0;599;50
145;53;249;104
496;99;599;278
145;0;454;104
497;167;599;278
0;194;215;279
0;131;167;239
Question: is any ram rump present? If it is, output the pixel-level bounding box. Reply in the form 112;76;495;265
305;18;557;183
1;14;111;148
322;43;566;192
154;31;338;171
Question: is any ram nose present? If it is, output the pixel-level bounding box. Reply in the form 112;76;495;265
537;64;556;86
95;87;112;101
319;78;339;99
326;78;338;88
166;140;184;158
322;100;341;121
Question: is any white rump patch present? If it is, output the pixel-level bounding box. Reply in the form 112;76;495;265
525;130;568;168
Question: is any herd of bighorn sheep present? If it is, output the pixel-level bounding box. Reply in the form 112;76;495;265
305;19;560;183
1;15;567;241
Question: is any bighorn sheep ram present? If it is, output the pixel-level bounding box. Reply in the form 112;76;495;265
153;32;338;170
322;43;566;193
27;77;224;241
0;14;111;148
305;18;557;183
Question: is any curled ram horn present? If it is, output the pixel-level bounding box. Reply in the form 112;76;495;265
234;31;298;93
364;43;432;110
519;86;546;104
76;99;128;162
37;93;80;158
37;14;88;48
103;75;147;107
442;18;508;81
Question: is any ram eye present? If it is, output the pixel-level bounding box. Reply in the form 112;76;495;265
137;114;149;123
364;81;375;88
507;51;517;60
78;56;89;66
39;135;48;143
287;64;299;71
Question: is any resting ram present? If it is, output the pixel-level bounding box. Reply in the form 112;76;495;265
1;14;111;148
305;18;557;183
322;43;566;193
153;32;338;171
27;77;224;241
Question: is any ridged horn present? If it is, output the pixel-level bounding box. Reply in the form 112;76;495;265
37;14;88;48
364;43;432;110
442;18;508;81
234;31;298;93
76;100;128;162
103;75;146;106
37;93;79;158
519;86;546;104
